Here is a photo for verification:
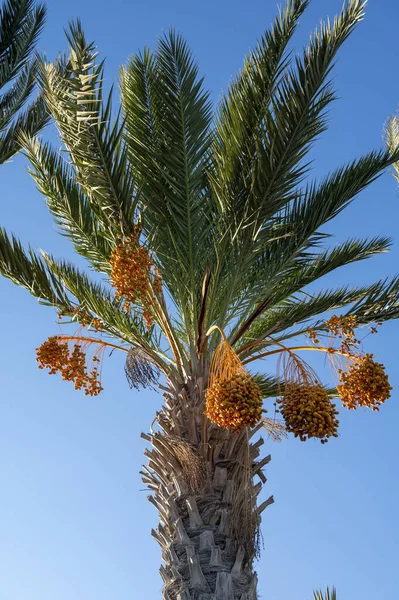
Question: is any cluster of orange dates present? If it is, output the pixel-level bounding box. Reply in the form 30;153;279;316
338;353;392;411
205;315;391;442
36;336;103;396
205;373;263;430
109;226;162;328
277;383;339;443
324;315;390;410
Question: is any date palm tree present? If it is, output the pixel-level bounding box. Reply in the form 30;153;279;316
1;1;399;598
0;0;48;164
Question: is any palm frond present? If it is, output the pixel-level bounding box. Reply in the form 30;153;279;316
37;21;135;236
231;235;393;346
44;256;175;373
313;587;337;600
241;275;399;363
0;62;35;130
206;0;371;333
283;150;396;246
21;133;113;271
344;276;399;324
0;0;47;162
252;372;280;398
236;236;392;322
0;92;49;162
0;227;71;309
44;255;154;345
212;0;366;225
0;0;45;82
212;0;309;216
238;281;388;356
121;31;213;349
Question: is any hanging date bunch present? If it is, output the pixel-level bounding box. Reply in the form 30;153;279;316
124;347;159;390
109;226;162;328
307;314;391;411
325;314;359;354
337;353;391;411
36;336;103;396
205;330;263;430
307;314;360;355
277;353;339;444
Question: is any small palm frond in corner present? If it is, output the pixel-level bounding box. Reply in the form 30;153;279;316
313;587;337;600
0;0;49;163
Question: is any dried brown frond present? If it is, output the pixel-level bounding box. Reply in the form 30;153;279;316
230;434;261;562
262;417;288;442
125;347;159;390
166;436;208;494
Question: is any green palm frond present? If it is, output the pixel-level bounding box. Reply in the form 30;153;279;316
0;227;71;309
346;276;399;324
252;373;338;402
0;0;48;163
212;0;309;217
21;133;113;271
0;218;172;373
232;236;392;325
230;235;394;347
252;373;280;399
0;0;44;74
0;63;35;130
121;30;213;349
37;21;135;236
11;23;189;378
259;275;399;348
238;281;390;356
212;0;361;221
281;150;395;244
214;0;366;222
205;1;381;333
0;94;48;163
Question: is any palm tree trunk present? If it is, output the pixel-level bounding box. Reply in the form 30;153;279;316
141;367;273;599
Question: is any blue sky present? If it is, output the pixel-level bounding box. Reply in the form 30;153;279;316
0;0;399;599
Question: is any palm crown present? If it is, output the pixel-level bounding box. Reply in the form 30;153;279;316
1;0;398;392
1;1;399;595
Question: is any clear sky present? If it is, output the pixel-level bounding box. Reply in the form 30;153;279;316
1;1;399;599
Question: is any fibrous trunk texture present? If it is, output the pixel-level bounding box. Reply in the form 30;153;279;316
141;367;273;600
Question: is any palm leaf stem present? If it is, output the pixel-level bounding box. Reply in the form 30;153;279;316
61;335;128;353
242;344;351;366
149;290;187;379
